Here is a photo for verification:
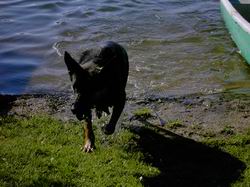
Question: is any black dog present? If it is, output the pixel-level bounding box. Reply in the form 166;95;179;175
64;41;129;152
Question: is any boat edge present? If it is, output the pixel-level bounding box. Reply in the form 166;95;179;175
221;0;250;34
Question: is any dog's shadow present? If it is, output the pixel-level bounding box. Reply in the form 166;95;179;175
128;123;245;187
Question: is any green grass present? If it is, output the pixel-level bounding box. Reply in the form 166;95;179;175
203;130;250;186
133;107;153;120
0;115;250;186
0;116;159;186
166;119;183;129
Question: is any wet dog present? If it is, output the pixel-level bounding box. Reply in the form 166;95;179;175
64;41;129;152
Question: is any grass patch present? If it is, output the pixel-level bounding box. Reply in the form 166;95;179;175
133;107;153;120
203;129;250;186
220;125;235;135
0;116;159;186
166;119;183;129
0;115;250;186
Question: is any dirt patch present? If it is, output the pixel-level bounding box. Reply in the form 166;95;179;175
1;92;250;141
126;92;250;140
0;94;74;120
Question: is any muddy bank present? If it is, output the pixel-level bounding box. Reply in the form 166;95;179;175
1;92;250;140
126;92;250;141
0;94;74;121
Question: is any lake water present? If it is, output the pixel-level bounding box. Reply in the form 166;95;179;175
1;0;250;98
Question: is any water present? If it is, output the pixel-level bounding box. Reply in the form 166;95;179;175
1;0;250;97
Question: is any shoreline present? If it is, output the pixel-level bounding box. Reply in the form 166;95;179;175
1;92;249;141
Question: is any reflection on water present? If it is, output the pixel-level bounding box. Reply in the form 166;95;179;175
0;0;250;96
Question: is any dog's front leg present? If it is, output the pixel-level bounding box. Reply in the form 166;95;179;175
81;118;95;153
103;92;126;135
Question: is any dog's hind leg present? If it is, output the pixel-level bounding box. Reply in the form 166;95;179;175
103;92;126;135
81;117;95;153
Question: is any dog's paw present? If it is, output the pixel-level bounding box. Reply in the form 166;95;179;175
81;140;95;153
102;123;115;135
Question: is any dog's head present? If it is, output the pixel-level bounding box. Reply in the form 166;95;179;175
64;51;91;120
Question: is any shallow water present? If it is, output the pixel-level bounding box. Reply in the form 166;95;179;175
1;0;250;97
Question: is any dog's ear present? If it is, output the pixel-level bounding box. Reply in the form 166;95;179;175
64;51;82;73
64;51;87;81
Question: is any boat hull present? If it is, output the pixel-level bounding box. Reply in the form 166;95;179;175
220;0;250;65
